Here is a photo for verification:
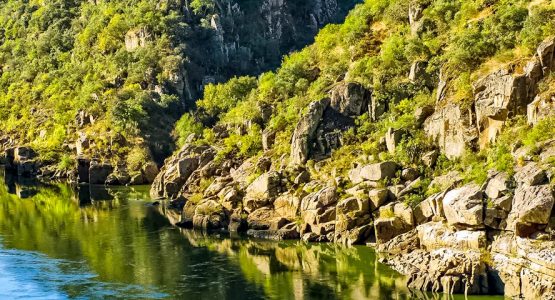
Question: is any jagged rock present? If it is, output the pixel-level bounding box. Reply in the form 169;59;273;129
514;162;547;186
492;234;555;299
256;157;272;172
129;173;145;185
218;186;242;210
294;170;311;185
414;105;435;127
348;161;399;184
89;161;113;185
335;196;372;245
473;68;528;148
329;82;370;116
421;149;439;168
385;127;406;154
442;184;484;228
409;60;430;85
290;99;330;165
429;171;461;192
485;172;513;199
528;94;555;125
507;185;554;236
247;223;300;241
150;145;214;199
274;193;300;220
408;2;425;35
300;187;337;235
376;229;420;255
125;27;151;51
424;103;477;158
230;157;256;189
537;36;555;72
243;171;281;213
247;207;288;230
262;129;276;151
204;176;233;197
401;168;419;182
384;249;488;294
414;192;445;224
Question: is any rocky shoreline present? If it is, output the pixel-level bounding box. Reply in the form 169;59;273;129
148;36;555;298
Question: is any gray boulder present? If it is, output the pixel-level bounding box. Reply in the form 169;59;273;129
348;161;399;184
442;184;484;228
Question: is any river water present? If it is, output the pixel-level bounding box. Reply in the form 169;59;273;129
0;167;503;300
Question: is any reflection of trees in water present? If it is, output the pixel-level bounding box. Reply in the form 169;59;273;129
176;230;410;300
0;171;409;300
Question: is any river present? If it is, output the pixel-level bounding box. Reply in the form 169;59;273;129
0;167;505;299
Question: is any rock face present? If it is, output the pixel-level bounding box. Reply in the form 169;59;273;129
290;99;330;165
329;82;370;117
424;104;477;159
507;185;554;237
424;37;554;158
150;144;215;199
243;172;281;213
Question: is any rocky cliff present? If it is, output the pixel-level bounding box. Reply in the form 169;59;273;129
150;0;555;297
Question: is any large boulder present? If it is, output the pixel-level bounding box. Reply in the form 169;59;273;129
274;193;301;220
507;185;554;237
300;187;337;237
243;171;281;213
192;199;228;230
329;82;370;117
514;163;547;186
417;222;486;251
442;184;484;228
290;99;330;165
348;161;399;184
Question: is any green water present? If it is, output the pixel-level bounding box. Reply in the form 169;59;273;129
0;167;504;299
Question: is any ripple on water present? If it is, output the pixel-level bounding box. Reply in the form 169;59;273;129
0;246;168;299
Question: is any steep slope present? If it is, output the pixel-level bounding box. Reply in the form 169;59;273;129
0;0;357;181
152;0;555;298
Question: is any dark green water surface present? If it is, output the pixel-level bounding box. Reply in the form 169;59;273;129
0;167;503;300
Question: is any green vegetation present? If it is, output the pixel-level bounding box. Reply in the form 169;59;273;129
174;0;555;205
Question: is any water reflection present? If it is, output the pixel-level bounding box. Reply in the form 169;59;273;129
0;167;501;300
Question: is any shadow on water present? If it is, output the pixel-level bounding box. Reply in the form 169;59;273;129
0;166;503;300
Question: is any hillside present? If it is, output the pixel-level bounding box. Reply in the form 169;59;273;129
151;0;555;298
0;0;357;178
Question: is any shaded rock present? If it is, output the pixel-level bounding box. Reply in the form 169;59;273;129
528;94;555;125
204;176;232;197
142;162;159;183
218;186;242;211
193;199;228;230
247;223;300;241
401;168;419;182
376;229;419;255
89;161;113;185
77;158;91;183
485;172;513;199
329;82;370;117
413;192;445;224
262;129;276;151
421;149;439;168
414;105;435;127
